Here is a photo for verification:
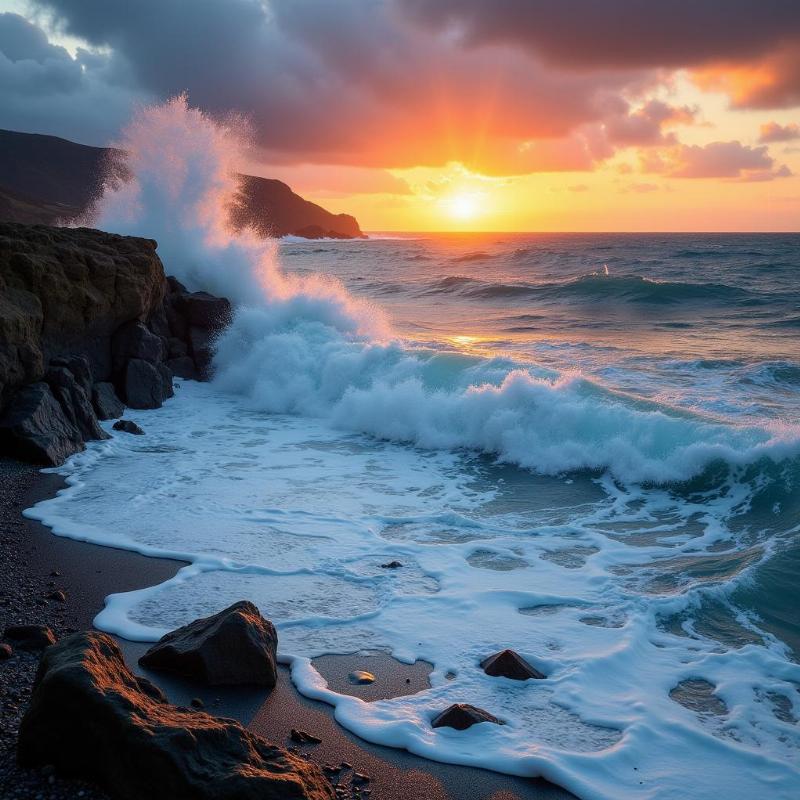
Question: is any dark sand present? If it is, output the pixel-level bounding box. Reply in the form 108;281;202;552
1;461;576;800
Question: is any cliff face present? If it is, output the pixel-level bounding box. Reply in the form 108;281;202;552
0;129;364;238
0;223;165;407
0;223;231;465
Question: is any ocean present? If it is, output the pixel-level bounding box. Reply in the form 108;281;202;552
26;100;800;800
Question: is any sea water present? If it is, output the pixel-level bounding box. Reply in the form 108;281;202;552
26;98;800;800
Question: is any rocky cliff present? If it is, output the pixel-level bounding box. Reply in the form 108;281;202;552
0;223;231;465
0;129;364;238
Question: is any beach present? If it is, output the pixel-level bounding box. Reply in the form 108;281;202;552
0;458;575;800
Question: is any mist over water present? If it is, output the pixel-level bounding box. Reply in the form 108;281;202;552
33;97;800;800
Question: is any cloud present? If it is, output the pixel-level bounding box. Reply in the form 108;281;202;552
758;121;800;143
18;0;647;174
0;13;147;143
645;140;791;180
603;100;696;147
4;0;799;182
398;0;800;69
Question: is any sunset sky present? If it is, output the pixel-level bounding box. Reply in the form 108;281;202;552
1;0;799;231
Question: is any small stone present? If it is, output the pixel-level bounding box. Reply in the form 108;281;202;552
0;643;13;659
340;762;352;770
431;703;502;730
190;697;204;709
380;561;403;569
480;649;545;681
50;571;61;577
112;419;145;436
352;773;370;784
290;728;322;745
46;590;66;603
348;671;375;685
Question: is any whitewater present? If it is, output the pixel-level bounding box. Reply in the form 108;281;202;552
26;98;800;800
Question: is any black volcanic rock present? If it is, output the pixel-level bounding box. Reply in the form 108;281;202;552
112;320;164;372
112;419;144;436
50;354;93;395
123;359;169;409
139;601;278;687
92;381;125;420
45;365;109;443
481;649;546;681
18;631;334;800
0;383;83;465
431;703;502;730
4;624;56;651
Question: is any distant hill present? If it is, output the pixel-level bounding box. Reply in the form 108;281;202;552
0;129;364;239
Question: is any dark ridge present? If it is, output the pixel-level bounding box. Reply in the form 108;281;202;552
0;129;363;239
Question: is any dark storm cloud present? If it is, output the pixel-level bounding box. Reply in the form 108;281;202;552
0;12;146;143
398;0;800;69
5;0;799;172
24;0;652;171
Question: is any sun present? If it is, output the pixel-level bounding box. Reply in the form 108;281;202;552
444;191;482;221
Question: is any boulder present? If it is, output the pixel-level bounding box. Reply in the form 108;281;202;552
176;291;231;330
139;601;278;687
123;359;168;409
112;419;144;436
50;354;93;395
17;632;334;800
0;383;83;465
92;382;124;420
431;703;502;730
111;320;163;372
480;650;546;681
0;643;12;659
4;624;56;650
166;356;197;380
45;366;108;443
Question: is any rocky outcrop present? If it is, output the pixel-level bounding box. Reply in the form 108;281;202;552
480;649;546;681
0;383;84;464
18;632;334;800
92;382;124;420
0;222;231;465
139;601;278;687
232;175;365;239
431;704;502;730
0;223;164;405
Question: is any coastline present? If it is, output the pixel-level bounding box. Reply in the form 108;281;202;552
1;458;575;800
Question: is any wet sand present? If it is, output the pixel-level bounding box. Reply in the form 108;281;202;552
3;462;576;800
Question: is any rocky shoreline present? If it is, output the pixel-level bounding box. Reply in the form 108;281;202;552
0;222;230;466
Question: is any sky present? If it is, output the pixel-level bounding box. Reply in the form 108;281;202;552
1;0;799;232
